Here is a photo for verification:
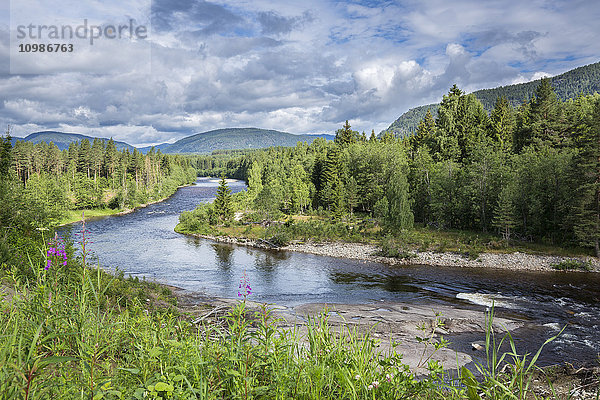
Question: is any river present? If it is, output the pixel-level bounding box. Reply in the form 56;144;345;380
61;177;600;367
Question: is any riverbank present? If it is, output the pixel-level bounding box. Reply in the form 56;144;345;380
182;233;600;273
57;183;194;226
170;287;600;399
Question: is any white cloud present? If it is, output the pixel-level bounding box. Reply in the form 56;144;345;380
2;0;600;145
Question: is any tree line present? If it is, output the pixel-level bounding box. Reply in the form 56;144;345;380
0;134;197;265
192;79;600;256
384;61;600;137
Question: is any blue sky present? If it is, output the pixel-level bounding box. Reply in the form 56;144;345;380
1;0;600;146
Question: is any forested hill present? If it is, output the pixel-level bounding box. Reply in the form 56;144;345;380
383;61;600;137
13;128;334;154
160;128;334;154
16;131;134;151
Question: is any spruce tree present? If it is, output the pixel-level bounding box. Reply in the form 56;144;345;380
529;78;565;146
490;96;516;150
493;184;517;241
335;120;357;147
572;99;600;256
214;175;234;222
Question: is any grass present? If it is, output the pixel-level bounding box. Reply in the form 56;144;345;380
0;230;578;399
57;208;125;225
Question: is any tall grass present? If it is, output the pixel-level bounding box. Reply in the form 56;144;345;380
0;233;568;398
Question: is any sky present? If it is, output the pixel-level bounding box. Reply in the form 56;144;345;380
1;0;600;147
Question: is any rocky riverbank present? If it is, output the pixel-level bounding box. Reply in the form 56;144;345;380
185;234;600;273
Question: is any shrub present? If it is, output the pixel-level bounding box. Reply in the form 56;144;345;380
551;259;591;271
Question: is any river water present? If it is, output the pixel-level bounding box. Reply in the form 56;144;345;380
62;178;600;366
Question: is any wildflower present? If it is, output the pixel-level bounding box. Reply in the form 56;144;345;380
237;270;252;300
367;385;373;390
372;380;379;388
45;234;67;271
386;373;393;382
354;374;360;380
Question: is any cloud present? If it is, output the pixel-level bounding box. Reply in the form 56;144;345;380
257;10;314;35
152;0;244;36
2;0;600;145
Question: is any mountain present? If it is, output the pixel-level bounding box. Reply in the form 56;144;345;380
10;128;335;154
15;131;134;151
160;128;335;154
137;142;173;154
383;61;600;137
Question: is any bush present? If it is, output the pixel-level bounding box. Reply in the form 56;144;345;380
551;259;591;271
378;236;416;260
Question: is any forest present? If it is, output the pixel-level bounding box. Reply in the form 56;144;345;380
179;78;600;257
0;79;597;398
0;136;196;269
384;61;600;137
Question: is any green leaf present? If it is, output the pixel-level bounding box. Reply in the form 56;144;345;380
154;382;174;392
118;367;140;375
461;366;480;400
148;347;163;358
226;369;242;377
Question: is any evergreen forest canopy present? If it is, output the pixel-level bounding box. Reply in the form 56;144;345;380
0;135;196;266
382;61;600;137
180;79;600;256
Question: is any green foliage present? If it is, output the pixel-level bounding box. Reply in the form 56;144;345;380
3;238;562;399
213;176;234;223
9;137;197;217
383;61;600;137
384;167;414;232
180;80;600;255
460;306;565;400
551;259;592;271
378;236;416;259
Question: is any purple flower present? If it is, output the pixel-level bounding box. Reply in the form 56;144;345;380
238;271;252;300
45;236;68;271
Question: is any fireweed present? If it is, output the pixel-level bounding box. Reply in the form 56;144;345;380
45;233;67;271
238;270;252;300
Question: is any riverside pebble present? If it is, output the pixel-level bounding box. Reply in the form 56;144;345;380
191;234;600;273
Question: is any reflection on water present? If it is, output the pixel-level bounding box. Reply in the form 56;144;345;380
60;178;600;366
212;244;234;271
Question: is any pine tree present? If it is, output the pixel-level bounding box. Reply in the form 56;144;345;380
369;129;377;142
490;96;515;151
572;99;600;256
493;183;517;241
411;109;436;151
335;120;357;147
529;78;565;147
213;175;234;222
319;145;345;213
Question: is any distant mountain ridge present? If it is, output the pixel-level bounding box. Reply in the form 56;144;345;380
160;128;334;154
13;131;134;151
11;128;335;154
382;61;600;137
